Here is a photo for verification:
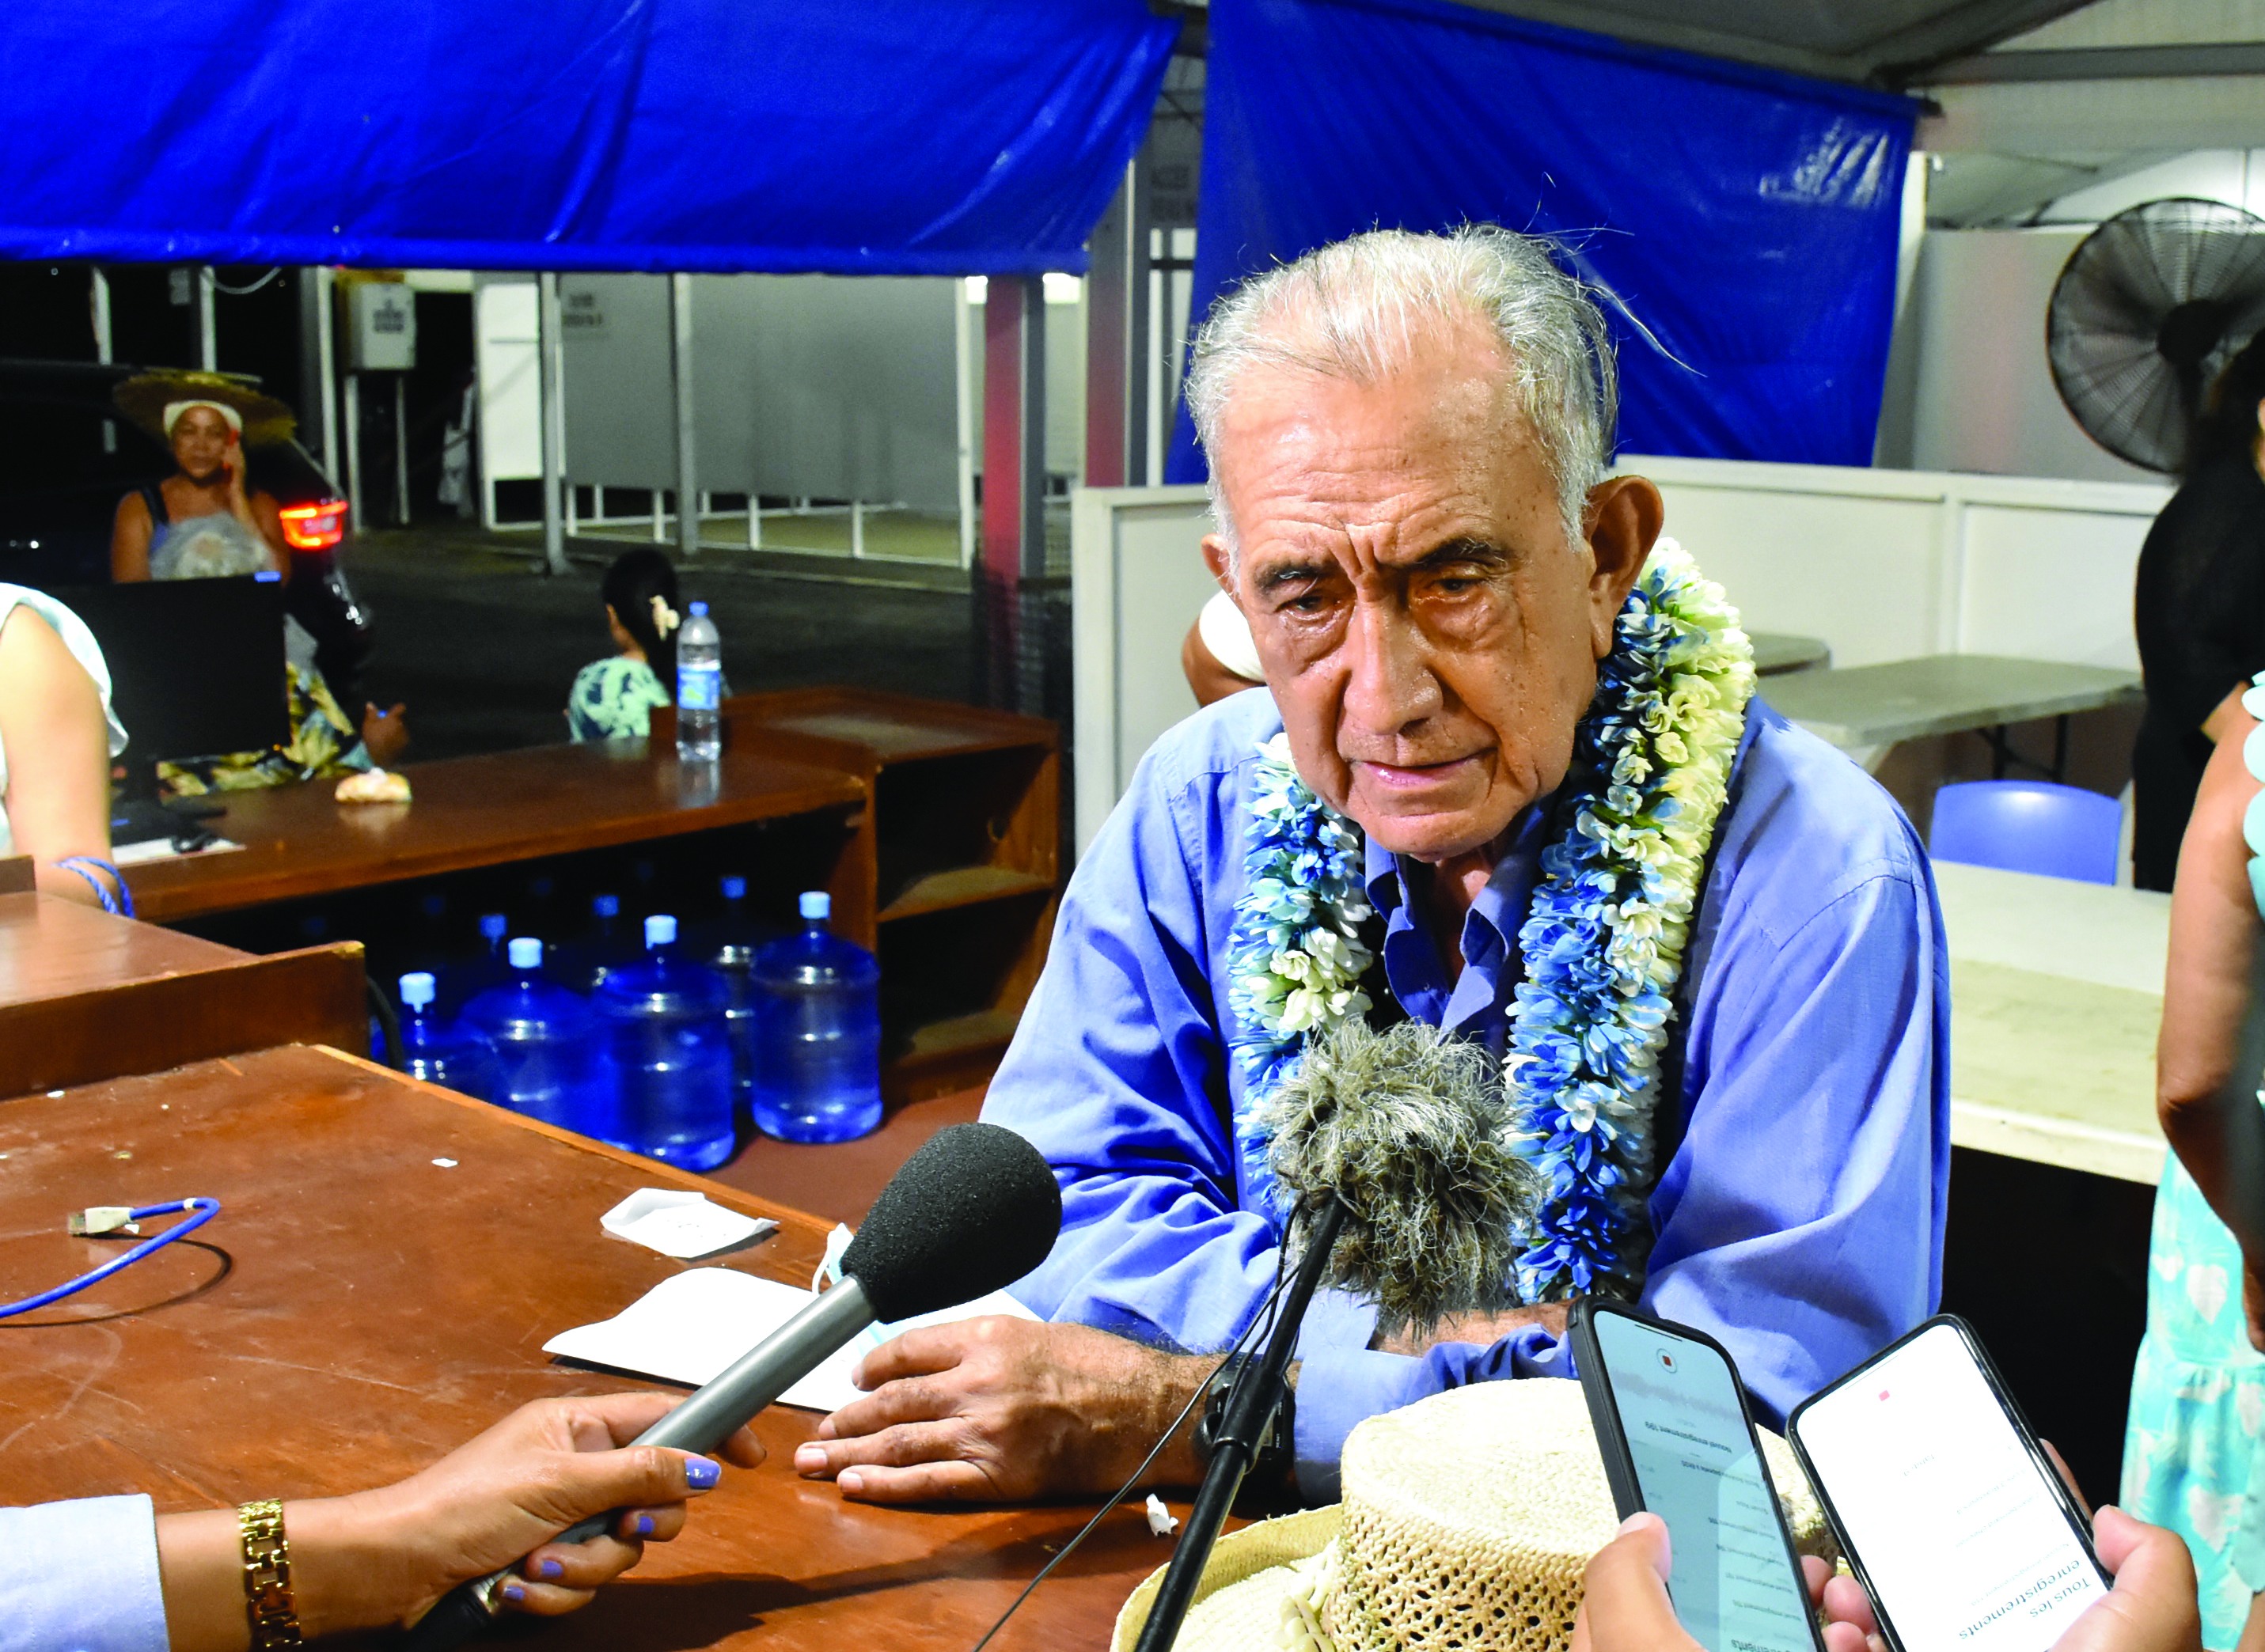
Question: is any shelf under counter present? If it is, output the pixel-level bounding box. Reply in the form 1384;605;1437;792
878;866;1054;923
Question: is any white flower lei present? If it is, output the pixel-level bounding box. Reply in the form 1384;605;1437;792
1224;540;1755;1301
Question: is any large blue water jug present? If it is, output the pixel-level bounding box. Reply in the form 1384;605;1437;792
695;874;778;1129
394;972;500;1102
460;938;608;1136
594;915;737;1170
749;891;882;1143
444;911;512;1015
556;892;635;995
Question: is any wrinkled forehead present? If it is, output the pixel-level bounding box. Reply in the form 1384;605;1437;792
1210;340;1548;559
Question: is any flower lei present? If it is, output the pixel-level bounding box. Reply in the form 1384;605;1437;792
1223;540;1755;1302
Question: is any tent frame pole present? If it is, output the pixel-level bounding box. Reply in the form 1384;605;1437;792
671;273;699;562
537;272;569;577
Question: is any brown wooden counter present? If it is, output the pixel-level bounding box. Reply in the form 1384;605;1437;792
121;741;867;926
0;1045;1163;1650
0;892;365;1094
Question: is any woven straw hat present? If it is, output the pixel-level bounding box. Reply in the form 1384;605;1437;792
1115;1379;1835;1652
114;371;297;449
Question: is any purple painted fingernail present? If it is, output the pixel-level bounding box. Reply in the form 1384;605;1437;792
539;1558;563;1581
685;1454;722;1490
635;1513;656;1536
502;1582;526;1605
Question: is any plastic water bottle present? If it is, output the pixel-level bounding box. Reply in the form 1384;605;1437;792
749;891;882;1143
594;915;737;1169
461;938;608;1137
676;601;722;760
393;972;499;1102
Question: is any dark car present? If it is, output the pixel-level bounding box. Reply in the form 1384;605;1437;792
0;358;373;703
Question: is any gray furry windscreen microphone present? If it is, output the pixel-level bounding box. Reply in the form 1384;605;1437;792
1257;1019;1538;1339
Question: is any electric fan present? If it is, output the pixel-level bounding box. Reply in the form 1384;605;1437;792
2047;196;2265;473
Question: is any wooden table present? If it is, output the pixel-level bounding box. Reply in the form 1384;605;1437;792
123;742;866;926
0;1045;1162;1650
1935;862;2168;1184
1760;655;2143;776
0;892;366;1095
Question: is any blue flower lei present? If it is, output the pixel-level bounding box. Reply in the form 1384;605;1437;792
1223;540;1756;1302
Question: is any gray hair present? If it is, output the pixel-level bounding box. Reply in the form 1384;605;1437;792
1185;225;1618;558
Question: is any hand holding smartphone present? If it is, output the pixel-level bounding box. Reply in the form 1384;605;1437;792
1788;1317;2108;1652
1571;1300;1823;1652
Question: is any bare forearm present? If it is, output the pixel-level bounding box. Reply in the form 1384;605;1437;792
157;1495;419;1650
1133;1354;1213;1488
2161;933;2265;1260
2164;1093;2265;1256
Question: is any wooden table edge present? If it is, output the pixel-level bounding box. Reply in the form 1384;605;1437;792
1950;1097;2166;1186
127;770;868;924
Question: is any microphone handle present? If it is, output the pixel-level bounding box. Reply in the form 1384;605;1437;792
1133;1198;1348;1652
400;1276;877;1650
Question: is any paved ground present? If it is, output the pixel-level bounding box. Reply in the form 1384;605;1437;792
343;525;987;763
561;505;964;564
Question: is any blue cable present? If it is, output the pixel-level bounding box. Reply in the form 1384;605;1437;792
0;1199;220;1319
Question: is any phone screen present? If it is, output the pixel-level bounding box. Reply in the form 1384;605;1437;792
1793;1320;2106;1652
1589;1309;1818;1652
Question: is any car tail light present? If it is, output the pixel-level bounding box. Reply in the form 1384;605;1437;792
279;499;349;551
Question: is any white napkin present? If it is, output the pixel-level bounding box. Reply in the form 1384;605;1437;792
543;1264;1038;1412
600;1189;776;1260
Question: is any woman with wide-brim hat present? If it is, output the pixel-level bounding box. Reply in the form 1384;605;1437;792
108;371;296;584
104;372;407;787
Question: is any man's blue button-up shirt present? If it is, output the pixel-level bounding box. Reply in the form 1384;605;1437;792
983;687;1949;1497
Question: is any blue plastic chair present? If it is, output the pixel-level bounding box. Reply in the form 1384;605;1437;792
1927;780;2123;885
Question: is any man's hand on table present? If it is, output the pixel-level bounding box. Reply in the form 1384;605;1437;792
795;1318;1214;1502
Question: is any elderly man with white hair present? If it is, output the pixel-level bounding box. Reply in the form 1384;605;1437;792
795;225;1949;1503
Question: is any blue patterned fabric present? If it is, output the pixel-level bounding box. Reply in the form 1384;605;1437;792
567;656;671;743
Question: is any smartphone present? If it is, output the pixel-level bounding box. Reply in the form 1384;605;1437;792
1570;1299;1823;1652
1787;1316;2109;1652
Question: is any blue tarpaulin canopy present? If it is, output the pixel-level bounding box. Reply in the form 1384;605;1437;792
0;0;1177;275
1170;0;1918;477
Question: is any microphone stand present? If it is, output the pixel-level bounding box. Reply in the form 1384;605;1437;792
1133;1197;1347;1652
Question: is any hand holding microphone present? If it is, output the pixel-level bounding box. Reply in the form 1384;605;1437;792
404;1122;1062;1647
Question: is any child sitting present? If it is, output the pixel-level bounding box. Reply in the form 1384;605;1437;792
567;549;679;741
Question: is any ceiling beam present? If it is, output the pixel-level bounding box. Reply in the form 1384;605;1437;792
1921;42;2265;82
1383;0;1865;85
1864;0;2106;84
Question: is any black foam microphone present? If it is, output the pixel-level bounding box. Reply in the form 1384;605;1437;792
404;1122;1061;1648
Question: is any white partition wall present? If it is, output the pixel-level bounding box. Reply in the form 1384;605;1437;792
1071;485;1217;852
472;278;543;528
1072;457;2172;852
1639;456;2168;672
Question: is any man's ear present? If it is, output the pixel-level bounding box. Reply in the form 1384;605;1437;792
1201;534;1238;601
1581;476;1664;658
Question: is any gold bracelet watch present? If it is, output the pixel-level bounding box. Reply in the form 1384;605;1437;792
237;1499;304;1648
